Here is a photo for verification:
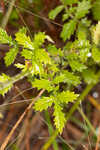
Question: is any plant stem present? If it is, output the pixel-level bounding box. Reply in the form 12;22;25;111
41;129;59;150
1;0;16;29
0;89;45;150
66;69;100;121
44;111;59;150
42;70;100;150
66;82;94;122
77;107;96;135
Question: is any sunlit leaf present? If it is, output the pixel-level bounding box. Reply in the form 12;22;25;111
34;96;54;111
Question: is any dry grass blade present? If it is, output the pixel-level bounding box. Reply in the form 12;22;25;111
0;89;45;150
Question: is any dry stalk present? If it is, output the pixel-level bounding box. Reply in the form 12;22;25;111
0;89;45;150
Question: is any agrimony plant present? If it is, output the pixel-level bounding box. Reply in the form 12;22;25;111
0;0;100;134
0;27;79;133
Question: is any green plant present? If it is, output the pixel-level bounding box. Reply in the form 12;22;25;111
0;27;79;134
0;0;100;137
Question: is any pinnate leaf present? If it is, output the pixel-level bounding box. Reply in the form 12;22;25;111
53;103;66;134
82;69;98;84
57;91;79;103
15;63;25;69
31;60;44;75
34;32;46;47
35;49;51;64
0;28;13;45
92;0;100;20
69;60;87;72
0;74;13;96
34;96;54;111
62;13;69;21
21;49;33;59
92;22;100;45
32;79;53;92
53;71;80;86
4;47;18;66
60;20;77;41
49;5;64;20
75;1;91;19
79;48;90;63
15;31;34;50
92;46;100;63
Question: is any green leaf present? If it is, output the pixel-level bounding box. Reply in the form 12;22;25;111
31;60;44;75
75;1;91;19
67;52;78;60
69;60;87;72
77;40;90;49
92;46;100;63
71;40;91;62
4;46;18;66
35;49;51;64
79;48;90;63
53;71;80;86
77;21;91;40
32;79;53;92
0;28;13;45
58;91;79;103
53;102;66;134
34;32;46;47
63;71;80;86
47;44;58;56
34;96;54;111
62;13;69;21
92;22;100;45
63;42;72;51
67;52;87;71
21;49;33;59
0;73;9;82
61;0;78;5
14;63;25;69
60;20;77;41
82;69;98;84
0;74;13;96
49;5;64;20
53;74;65;84
49;63;59;75
92;0;100;20
15;31;34;50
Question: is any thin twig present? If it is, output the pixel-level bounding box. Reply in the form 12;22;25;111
4;0;63;28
